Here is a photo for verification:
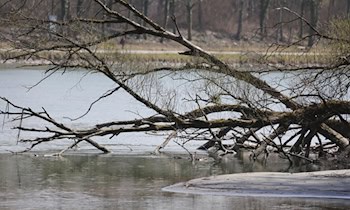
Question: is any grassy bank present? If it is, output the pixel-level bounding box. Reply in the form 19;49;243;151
0;37;333;68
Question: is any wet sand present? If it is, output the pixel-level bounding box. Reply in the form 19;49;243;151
163;169;350;199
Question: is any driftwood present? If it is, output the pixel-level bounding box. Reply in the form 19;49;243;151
0;0;350;164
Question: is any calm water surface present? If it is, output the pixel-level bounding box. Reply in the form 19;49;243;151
1;153;350;210
1;68;350;209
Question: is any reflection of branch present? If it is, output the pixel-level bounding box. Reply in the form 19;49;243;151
251;123;289;161
174;139;194;162
154;131;177;154
1;101;9;130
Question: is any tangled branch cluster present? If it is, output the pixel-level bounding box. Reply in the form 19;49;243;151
1;0;350;164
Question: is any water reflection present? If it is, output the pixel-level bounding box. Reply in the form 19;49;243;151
0;153;349;210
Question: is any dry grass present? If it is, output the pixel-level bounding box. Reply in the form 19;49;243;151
0;34;333;67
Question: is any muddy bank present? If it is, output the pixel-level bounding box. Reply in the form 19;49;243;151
163;170;350;199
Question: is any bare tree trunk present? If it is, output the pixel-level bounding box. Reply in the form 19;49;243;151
51;0;55;16
235;0;244;40
327;0;334;22
76;0;83;17
186;0;193;41
101;0;113;36
60;0;65;21
157;0;164;23
259;0;270;40
59;0;70;35
142;0;149;39
60;0;70;21
106;0;113;30
162;0;169;29
347;0;350;18
299;0;305;39
169;0;176;34
125;0;133;32
160;0;169;43
198;0;203;31
247;0;255;19
308;0;319;47
277;0;285;43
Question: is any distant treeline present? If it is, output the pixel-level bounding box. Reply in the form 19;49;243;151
1;0;350;45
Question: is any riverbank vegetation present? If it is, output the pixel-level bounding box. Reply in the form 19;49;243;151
1;0;350;168
0;48;332;68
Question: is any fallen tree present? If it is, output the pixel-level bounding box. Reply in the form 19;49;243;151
1;0;350;165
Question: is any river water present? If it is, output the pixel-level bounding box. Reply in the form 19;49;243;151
1;68;350;209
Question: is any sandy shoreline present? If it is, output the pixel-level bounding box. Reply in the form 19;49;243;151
163;170;350;199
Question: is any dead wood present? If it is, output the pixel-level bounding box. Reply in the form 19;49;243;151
0;0;349;165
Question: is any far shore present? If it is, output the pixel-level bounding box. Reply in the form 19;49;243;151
0;42;331;68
